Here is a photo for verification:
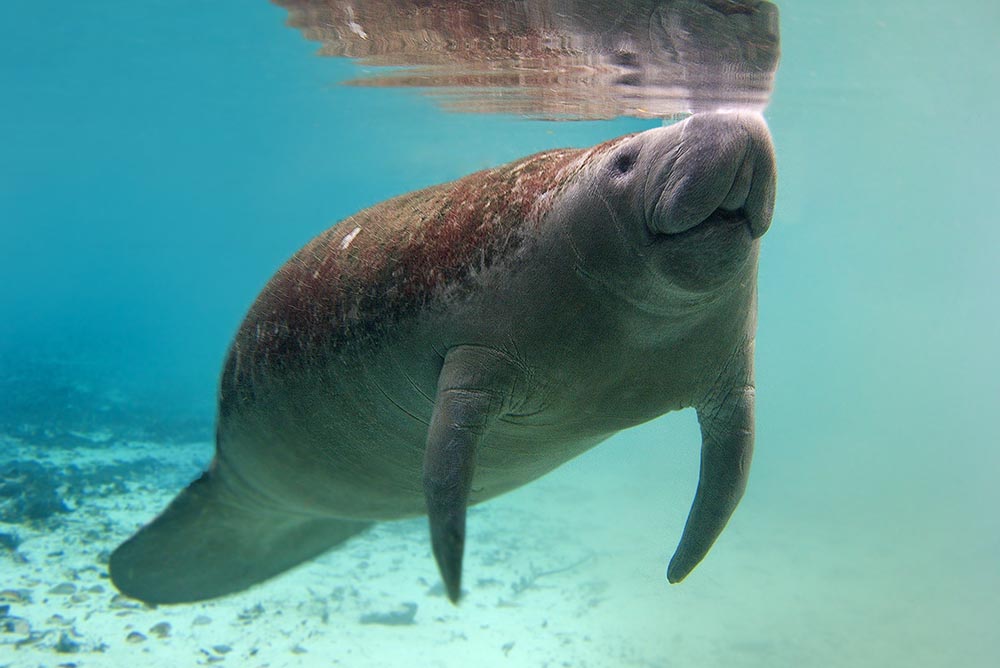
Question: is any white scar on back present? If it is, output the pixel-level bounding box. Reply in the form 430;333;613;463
339;226;362;250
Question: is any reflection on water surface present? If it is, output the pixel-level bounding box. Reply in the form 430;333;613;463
275;0;780;119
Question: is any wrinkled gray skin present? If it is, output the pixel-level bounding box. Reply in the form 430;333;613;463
110;112;776;605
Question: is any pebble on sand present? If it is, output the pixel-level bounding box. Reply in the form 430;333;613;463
149;621;171;638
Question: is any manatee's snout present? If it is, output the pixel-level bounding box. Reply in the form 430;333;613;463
649;112;776;239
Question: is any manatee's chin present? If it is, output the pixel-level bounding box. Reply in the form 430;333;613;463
663;207;753;240
655;210;757;292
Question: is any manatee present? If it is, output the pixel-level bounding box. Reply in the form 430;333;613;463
110;111;776;605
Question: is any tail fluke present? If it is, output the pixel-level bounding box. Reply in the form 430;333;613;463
109;469;371;604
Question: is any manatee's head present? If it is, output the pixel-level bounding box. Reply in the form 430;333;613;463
592;112;776;296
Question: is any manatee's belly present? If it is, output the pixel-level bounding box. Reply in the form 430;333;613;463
219;409;609;521
216;351;613;521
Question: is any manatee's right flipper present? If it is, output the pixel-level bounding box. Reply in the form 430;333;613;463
109;468;371;604
668;344;755;583
423;345;523;604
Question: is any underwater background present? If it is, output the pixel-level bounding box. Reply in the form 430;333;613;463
1;0;998;666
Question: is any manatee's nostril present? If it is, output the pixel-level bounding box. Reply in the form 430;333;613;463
613;151;637;175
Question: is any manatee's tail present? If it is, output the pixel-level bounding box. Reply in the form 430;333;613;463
109;468;371;604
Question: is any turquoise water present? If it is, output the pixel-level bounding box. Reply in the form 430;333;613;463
2;1;998;666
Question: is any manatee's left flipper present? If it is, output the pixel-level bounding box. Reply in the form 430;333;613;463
668;347;755;583
423;345;523;604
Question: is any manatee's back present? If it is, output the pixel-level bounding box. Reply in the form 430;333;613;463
219;145;586;416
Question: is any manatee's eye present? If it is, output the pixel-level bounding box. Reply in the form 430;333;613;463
612;150;637;175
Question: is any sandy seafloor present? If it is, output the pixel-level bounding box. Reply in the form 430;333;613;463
2;414;995;668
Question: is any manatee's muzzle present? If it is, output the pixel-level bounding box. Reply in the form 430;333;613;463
649;112;776;240
716;140;772;240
